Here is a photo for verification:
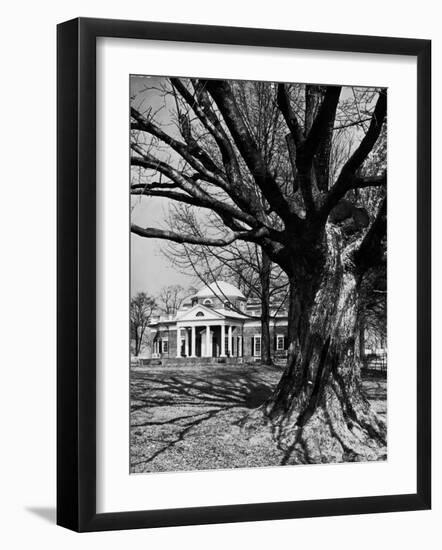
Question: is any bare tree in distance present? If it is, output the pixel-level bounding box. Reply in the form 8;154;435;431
157;284;189;317
163;207;289;365
359;264;387;356
130;292;156;357
130;77;387;463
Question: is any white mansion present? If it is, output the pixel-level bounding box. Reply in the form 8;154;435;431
149;281;289;362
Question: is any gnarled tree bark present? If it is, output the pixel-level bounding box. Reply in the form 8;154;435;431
254;224;386;463
260;250;272;366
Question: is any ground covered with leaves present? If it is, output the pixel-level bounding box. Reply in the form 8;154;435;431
130;364;386;473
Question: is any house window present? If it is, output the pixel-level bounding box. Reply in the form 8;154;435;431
196;311;204;317
237;336;242;356
162;339;168;353
276;335;285;351
254;335;261;357
203;299;212;306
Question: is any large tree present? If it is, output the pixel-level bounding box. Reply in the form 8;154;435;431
130;78;387;463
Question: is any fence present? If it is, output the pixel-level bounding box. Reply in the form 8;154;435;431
362;351;387;373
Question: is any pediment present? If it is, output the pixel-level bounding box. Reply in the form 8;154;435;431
176;304;225;322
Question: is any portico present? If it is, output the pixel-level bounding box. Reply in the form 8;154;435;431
176;322;243;358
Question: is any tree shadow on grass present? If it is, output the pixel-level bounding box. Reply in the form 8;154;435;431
131;370;276;412
130;369;278;471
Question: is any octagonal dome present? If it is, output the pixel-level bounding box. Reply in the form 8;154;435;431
194;281;246;301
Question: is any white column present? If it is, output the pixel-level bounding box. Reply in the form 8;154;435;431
184;328;189;357
228;325;233;357
205;325;211;357
239;334;243;357
176;327;181;357
191;325;196;357
220;324;226;357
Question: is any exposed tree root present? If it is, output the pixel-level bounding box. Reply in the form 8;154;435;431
240;382;386;465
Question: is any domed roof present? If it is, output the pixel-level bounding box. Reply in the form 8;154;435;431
194;281;246;300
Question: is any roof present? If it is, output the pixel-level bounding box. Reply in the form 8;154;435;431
175;303;226;322
213;308;248;320
193;281;246;300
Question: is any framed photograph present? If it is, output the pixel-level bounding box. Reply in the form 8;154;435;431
57;17;431;532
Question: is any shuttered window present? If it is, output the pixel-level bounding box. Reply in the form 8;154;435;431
276;335;285;351
253;335;261;356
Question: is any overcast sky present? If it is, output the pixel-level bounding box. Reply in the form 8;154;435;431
131;197;196;296
130;75;196;297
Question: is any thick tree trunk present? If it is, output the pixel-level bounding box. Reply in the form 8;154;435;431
358;311;366;366
260;250;272;366
249;225;386;464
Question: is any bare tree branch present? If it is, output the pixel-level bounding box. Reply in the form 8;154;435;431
301;85;342;167
131;148;259;229
277;84;303;147
171;78;264;220
131;106;225;186
131;225;269;247
203;79;297;224
320;91;387;218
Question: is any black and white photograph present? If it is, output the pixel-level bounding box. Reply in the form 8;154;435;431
130;76;387;473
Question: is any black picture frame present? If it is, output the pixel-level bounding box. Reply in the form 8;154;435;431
57;17;431;532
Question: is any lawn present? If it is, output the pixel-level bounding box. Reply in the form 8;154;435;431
130;364;387;473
